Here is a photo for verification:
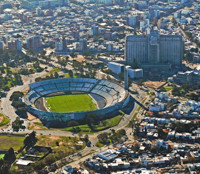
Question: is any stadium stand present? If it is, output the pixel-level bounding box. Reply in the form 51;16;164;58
24;78;130;123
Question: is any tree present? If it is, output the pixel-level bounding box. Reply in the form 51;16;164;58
12;117;24;130
78;131;83;138
133;59;138;69
98;133;109;145
84;134;89;143
4;148;16;164
24;131;37;148
10;91;24;101
68;70;73;78
185;52;194;61
70;52;77;58
129;120;135;131
67;120;79;127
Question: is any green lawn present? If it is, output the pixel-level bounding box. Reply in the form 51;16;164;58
0;114;10;127
36;135;86;150
46;94;97;113
161;85;173;92
0;136;25;150
64;73;77;78
62;115;122;133
0;154;4;159
95;141;105;148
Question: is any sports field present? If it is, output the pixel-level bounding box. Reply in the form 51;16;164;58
46;94;97;113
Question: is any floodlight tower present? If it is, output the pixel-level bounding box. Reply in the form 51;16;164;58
124;65;131;90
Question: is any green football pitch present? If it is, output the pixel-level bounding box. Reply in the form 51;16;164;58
46;94;97;113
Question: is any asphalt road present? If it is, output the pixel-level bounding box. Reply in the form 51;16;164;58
0;62;149;173
0;67;53;131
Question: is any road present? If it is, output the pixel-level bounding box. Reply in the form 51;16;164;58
0;56;150;173
54;87;148;173
0;66;53;131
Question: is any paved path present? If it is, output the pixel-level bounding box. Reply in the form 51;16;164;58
0;64;150;173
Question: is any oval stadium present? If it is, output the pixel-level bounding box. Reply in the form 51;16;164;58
24;78;130;125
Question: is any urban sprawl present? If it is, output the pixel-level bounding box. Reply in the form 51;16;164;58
0;0;199;174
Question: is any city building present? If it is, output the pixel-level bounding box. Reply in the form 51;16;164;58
108;62;124;74
126;67;143;79
79;39;87;52
128;15;137;27
7;39;22;51
36;7;42;16
0;40;3;49
55;39;63;51
125;31;184;71
27;36;42;50
91;25;99;35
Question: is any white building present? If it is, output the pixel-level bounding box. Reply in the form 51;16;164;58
36;7;42;16
128;15;137;27
55;40;63;51
108;62;124;74
127;68;143;79
149;98;165;112
156;92;168;101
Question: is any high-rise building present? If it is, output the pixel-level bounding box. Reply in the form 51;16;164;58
125;31;184;70
0;41;3;49
7;39;22;51
62;37;66;50
36;7;42;16
91;25;99;35
27;36;42;50
79;39;87;52
128;15;137;27
71;30;80;40
114;0;124;5
55;39;63;51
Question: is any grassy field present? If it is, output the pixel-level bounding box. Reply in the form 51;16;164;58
0;136;25;150
64;73;77;78
161;85;173;92
36;135;85;151
62;115;122;133
0;114;10;127
0;154;4;159
46;94;97;113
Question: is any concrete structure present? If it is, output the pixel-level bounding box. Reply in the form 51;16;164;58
108;62;124;74
91;25;99;35
125;31;184;70
126;67;143;79
27;36;42;50
39;0;68;8
55;39;63;51
169;70;200;85
128;15;137;27
7;39;22;51
24;78;130;124
97;149;119;161
124;65;130;90
0;40;3;49
35;7;42;16
79;39;87;52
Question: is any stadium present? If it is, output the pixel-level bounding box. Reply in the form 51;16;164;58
24;78;130;125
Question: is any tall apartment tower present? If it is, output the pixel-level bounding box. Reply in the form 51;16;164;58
7;39;22;51
79;39;87;52
125;31;184;70
27;36;42;50
0;40;3;49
